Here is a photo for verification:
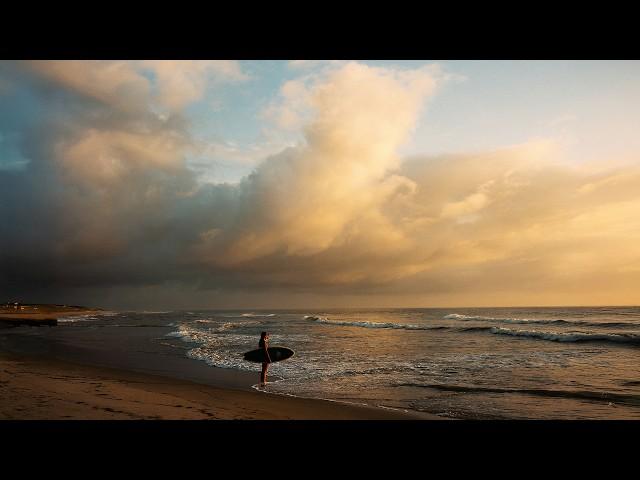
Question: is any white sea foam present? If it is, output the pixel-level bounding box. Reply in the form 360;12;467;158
57;314;99;323
186;346;257;371
168;320;259;338
165;324;213;344
58;310;120;323
166;322;306;345
193;320;261;332
445;313;570;324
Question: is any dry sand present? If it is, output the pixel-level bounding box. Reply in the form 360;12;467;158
0;352;440;420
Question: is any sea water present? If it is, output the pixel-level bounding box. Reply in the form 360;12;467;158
5;307;640;419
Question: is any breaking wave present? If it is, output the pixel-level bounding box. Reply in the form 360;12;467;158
487;326;640;345
304;315;444;331
444;313;637;328
165;321;260;343
193;319;259;328
165;324;212;344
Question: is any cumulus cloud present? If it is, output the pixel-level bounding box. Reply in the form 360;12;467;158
1;60;640;307
198;62;439;263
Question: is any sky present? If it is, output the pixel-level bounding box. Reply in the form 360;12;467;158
1;60;639;309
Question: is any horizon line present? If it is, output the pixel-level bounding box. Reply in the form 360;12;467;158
102;304;640;311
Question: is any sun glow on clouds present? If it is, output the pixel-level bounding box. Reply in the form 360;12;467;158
1;60;640;307
195;63;440;262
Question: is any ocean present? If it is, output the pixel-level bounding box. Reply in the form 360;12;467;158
3;306;640;419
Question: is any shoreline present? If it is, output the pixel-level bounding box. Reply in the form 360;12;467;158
0;304;444;420
0;350;442;420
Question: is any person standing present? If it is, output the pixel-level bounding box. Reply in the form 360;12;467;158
259;331;272;384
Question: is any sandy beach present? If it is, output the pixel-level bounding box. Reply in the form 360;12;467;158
0;304;440;420
0;351;437;420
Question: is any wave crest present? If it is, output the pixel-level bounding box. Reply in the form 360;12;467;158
488;326;640;345
444;313;637;329
304;315;441;331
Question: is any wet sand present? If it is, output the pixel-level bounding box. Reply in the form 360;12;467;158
0;351;440;420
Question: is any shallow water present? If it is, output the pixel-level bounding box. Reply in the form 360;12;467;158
4;307;640;419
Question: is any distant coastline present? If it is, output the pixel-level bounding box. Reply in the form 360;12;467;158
0;303;102;326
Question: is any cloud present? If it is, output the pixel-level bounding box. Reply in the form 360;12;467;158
260;78;313;130
19;60;247;113
21;60;152;112
195;62;440;263
139;60;249;111
2;60;640;307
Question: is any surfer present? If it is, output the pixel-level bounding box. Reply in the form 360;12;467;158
259;331;272;384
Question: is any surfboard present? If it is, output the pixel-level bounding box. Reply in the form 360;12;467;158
243;346;294;363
